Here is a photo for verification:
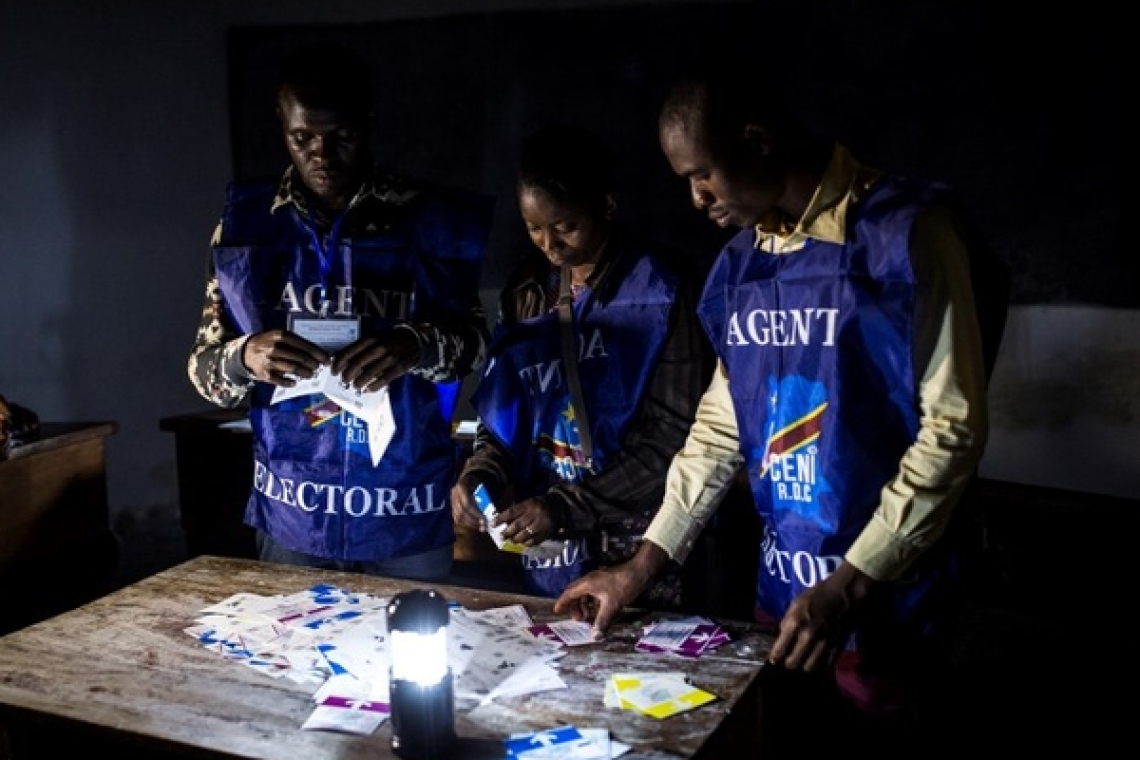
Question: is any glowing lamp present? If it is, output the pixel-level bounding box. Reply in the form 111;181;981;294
387;589;455;759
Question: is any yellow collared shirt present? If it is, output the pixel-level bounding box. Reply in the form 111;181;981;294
645;143;988;583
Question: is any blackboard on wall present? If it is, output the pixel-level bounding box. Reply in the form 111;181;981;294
226;1;1128;307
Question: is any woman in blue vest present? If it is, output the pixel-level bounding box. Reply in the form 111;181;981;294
450;123;715;601
188;42;492;582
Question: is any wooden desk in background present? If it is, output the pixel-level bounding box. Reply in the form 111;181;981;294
159;409;256;560
0;421;119;633
0;555;771;759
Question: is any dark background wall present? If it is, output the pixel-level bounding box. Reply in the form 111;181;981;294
227;3;1127;307
0;0;1134;586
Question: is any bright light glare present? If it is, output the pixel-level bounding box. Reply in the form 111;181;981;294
390;628;448;684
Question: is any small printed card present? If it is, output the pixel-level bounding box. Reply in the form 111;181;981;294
301;694;389;734
527;620;596;647
289;316;360;352
473;483;526;553
634;616;730;659
603;671;717;720
505;726;630;759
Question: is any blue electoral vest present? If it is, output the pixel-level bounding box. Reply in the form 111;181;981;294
697;176;960;646
472;247;677;597
213;178;490;562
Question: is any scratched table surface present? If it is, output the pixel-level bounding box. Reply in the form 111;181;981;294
0;555;773;759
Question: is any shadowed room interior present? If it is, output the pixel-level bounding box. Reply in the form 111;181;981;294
0;0;1131;756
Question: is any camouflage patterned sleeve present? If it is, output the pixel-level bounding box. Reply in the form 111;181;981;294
187;252;255;408
402;298;490;384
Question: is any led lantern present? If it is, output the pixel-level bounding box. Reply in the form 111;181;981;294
387;589;455;759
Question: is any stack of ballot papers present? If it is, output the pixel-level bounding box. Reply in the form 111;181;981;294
634;616;730;658
186;586;566;734
603;672;717;719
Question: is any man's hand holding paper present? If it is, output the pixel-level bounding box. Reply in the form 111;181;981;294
330;327;422;393
242;329;331;388
268;318;401;465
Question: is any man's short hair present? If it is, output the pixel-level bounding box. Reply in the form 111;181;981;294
659;53;799;151
275;41;373;123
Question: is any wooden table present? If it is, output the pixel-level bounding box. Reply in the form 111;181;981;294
0;555;772;759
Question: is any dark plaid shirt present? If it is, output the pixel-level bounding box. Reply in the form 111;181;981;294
459;232;715;538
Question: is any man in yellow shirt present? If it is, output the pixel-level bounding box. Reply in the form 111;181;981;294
555;59;1007;752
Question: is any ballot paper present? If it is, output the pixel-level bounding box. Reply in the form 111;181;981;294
634;616;730;659
460;603;535;629
269;368;396;465
448;606;567;702
482;657;567;705
473;483;527;554
528;620;596;647
505;726;632;759
603;671;717;719
527;615;727;653
302;694;389;734
265;317;398;465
